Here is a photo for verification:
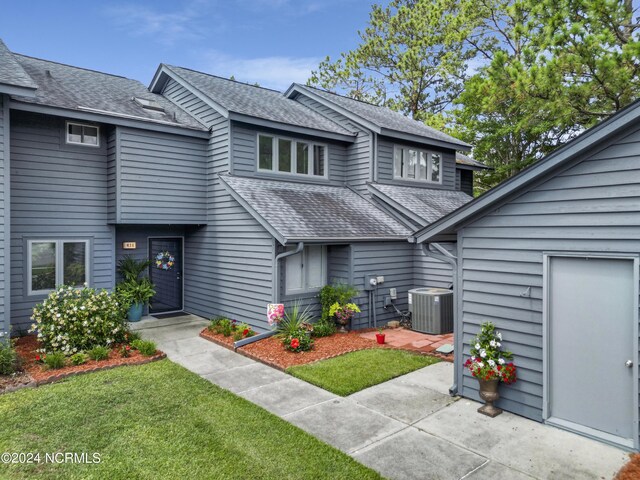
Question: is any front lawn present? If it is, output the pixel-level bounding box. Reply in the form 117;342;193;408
0;360;381;480
287;349;439;396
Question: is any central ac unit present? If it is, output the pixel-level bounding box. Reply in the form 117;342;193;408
408;287;453;334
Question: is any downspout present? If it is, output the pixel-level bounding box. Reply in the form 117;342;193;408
234;242;304;350
421;242;459;396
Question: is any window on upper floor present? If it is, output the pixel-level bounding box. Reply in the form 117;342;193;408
28;239;89;295
258;133;327;178
66;122;99;147
393;146;441;183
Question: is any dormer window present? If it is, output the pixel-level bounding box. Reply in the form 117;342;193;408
393;146;441;183
132;96;165;113
66;122;99;147
257;133;327;178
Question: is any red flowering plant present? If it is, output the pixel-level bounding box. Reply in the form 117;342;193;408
464;322;517;384
278;301;314;353
232;322;256;341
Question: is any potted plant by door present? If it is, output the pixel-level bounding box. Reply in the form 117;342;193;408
464;322;517;417
116;256;155;322
376;327;386;345
117;277;156;322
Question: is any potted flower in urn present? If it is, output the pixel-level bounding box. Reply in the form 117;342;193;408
329;302;361;333
464;322;517;417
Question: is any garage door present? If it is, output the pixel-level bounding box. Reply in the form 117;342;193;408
546;255;638;449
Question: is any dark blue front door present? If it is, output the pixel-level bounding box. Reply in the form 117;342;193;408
149;238;183;313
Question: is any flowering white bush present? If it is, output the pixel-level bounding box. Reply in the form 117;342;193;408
29;285;128;354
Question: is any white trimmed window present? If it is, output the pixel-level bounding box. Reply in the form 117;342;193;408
285;246;327;295
258;133;327;178
28;240;89;295
66;122;99;146
393;146;441;183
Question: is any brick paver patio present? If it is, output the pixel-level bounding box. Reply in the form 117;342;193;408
358;328;454;360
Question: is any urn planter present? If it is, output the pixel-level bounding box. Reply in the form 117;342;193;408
477;378;502;417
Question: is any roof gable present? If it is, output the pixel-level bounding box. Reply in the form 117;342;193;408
414;99;640;243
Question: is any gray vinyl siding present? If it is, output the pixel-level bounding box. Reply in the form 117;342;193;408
161;78;219;128
293;94;371;192
181;111;275;332
106;129;117;223
457;123;640;425
350;242;415;329
377;137;456;190
117;127;207;224
0;96;7;337
413;243;454;289
230;123;348;185
10;111;115;332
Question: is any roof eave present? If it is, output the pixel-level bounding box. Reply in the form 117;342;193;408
285;236;410;244
0;82;36;98
228;112;356;142
455;163;492;171
414;99;640;243
148;64;169;93
9;99;210;138
159;65;230;118
379;127;471;152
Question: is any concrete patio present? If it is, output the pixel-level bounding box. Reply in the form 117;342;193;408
134;315;629;480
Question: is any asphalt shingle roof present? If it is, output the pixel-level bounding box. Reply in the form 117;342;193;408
10;55;205;130
0;39;37;90
369;183;472;226
456;152;490;169
296;84;470;148
165;65;354;136
220;175;411;242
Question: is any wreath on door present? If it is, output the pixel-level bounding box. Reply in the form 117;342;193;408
155;250;175;270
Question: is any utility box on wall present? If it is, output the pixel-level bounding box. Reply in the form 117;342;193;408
408;287;453;334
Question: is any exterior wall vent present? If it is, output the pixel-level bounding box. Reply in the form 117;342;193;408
408;287;453;334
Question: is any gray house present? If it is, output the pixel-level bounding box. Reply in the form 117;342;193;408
414;100;640;450
0;38;482;339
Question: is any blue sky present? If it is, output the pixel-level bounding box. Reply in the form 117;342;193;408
1;0;378;90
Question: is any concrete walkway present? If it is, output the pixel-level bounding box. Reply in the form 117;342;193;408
134;315;629;480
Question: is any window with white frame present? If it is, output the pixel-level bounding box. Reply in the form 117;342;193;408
66;122;99;146
393;146;441;183
258;133;327;177
28;240;89;295
285;246;327;295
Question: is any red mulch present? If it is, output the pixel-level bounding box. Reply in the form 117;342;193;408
4;335;165;388
616;454;640;480
201;327;390;370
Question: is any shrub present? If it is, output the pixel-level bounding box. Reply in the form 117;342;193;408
43;351;66;369
282;329;314;353
318;283;359;322
70;352;88;366
311;319;336;338
208;316;230;335
126;331;142;343
277;301;315;338
131;339;157;356
120;345;132;358
232;323;256;341
88;346;110;361
220;318;233;337
0;340;20;375
30;285;128;354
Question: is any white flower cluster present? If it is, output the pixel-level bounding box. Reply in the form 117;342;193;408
29;285;128;354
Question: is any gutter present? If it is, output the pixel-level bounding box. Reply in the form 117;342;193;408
421;242;459;396
233;242;304;350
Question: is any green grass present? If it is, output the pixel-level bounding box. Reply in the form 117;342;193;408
287;349;440;396
0;360;381;480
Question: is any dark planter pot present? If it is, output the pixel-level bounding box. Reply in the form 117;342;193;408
477;378;503;417
336;316;351;333
127;302;144;322
375;333;386;345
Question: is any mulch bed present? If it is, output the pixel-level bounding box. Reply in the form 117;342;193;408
201;327;389;370
616;454;640;480
0;335;165;392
